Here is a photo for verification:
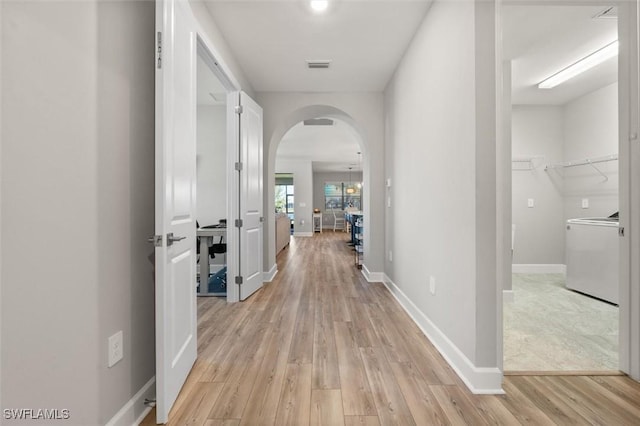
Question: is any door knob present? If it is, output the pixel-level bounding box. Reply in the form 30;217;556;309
166;233;186;246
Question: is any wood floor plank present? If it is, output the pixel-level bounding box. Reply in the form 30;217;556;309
207;324;273;420
238;322;294;426
203;420;240;426
274;363;313;426
504;376;589;425
555;376;640;425
359;346;416;425
499;379;556;425
588;375;640;408
345;296;375;348
343;416;380;426
312;282;341;390
474;395;522;425
429;385;489;426
167;382;224;426
363;302;412;364
389;361;449;425
334;321;377;416
310;389;345;426
288;277;315;364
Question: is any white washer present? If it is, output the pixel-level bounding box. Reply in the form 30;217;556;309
566;217;619;304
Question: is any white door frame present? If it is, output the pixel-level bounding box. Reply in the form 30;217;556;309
497;0;640;379
195;36;241;303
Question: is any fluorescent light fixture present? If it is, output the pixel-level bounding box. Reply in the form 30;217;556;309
310;0;328;12
538;40;619;89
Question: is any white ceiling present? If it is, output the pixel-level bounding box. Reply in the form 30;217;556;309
200;2;619;170
277;119;362;172
502;5;618;105
203;0;433;92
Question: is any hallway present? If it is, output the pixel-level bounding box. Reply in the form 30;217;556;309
143;232;640;425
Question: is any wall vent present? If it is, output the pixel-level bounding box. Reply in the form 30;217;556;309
593;7;617;19
303;118;334;126
306;60;331;69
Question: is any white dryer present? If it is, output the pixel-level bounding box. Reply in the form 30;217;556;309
566;217;619;305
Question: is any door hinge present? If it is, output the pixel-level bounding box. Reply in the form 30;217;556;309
235;219;243;228
156;32;162;69
235;162;243;171
260;216;265;223
234;105;243;115
147;235;163;247
235;276;243;285
619;226;625;237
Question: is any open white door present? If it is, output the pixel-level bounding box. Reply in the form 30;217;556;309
155;0;198;423
231;92;264;301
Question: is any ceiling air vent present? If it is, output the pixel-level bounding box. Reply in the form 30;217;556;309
306;60;331;69
593;7;617;19
303;118;334;126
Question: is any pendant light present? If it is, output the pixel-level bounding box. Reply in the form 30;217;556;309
346;167;355;194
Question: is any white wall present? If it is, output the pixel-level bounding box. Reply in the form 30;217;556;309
511;83;618;266
512;106;565;264
257;93;385;279
276;159;313;235
1;1;155;424
384;0;500;391
563;83;619;221
189;1;255;98
197;105;227;226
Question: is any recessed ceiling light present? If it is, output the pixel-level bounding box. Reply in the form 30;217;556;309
538;40;619;89
310;0;328;13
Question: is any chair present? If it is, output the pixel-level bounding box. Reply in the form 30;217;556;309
332;209;346;232
196;221;227;260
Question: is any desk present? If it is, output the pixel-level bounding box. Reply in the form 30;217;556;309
197;226;226;296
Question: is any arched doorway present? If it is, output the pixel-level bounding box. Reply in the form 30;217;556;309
264;105;373;280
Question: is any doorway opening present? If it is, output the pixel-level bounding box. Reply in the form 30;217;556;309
196;48;230;299
273;116;364;267
502;4;621;373
275;173;295;233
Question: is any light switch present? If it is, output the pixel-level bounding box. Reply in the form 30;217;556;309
527;198;534;208
582;198;589;209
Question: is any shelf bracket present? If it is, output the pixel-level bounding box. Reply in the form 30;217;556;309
587;159;609;182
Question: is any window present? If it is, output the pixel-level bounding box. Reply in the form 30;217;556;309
324;182;361;210
275;174;295;222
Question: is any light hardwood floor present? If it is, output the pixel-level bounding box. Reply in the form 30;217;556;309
142;232;640;425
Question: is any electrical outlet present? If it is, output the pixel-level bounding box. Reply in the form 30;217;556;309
582;198;589;209
429;276;436;295
108;331;123;368
388;250;393;262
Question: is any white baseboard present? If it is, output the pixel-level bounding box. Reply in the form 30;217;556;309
106;376;155;426
512;264;566;274
361;265;384;282
503;289;515;303
293;231;313;237
382;275;504;394
263;263;278;282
